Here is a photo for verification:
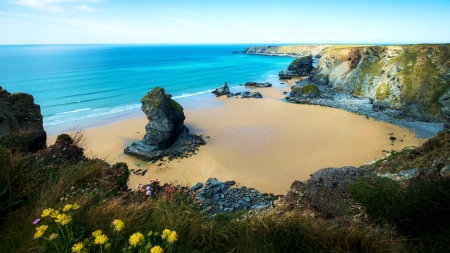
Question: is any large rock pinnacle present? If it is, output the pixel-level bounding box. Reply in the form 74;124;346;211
124;87;205;161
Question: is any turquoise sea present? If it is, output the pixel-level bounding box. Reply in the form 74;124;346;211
0;45;293;135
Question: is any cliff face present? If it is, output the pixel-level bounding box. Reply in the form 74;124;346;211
300;44;450;122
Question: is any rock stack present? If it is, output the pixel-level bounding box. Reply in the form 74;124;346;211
124;87;205;161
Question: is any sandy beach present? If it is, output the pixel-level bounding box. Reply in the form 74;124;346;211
47;80;424;195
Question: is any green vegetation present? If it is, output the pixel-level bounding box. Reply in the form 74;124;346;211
0;131;407;253
375;83;390;100
391;44;450;115
164;96;183;113
348;176;450;252
300;84;321;94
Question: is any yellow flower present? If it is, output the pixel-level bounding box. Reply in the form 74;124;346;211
92;230;103;237
147;231;153;236
55;214;72;225
144;242;152;250
50;210;60;218
111;219;125;232
72;242;84;253
150;245;164;253
41;208;54;217
71;203;80;210
105;243;111;250
49;233;58;240
62;204;72;212
129;232;144;247
33;225;48;239
94;234;108;245
167;231;178;243
161;229;171;240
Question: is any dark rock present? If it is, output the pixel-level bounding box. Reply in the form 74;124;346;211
124;87;205;161
241;91;263;99
289;85;321;100
212;82;230;97
305;167;374;218
283;91;288;95
244;82;272;88
0;87;46;152
389;136;396;141
278;71;293;79
286;55;314;76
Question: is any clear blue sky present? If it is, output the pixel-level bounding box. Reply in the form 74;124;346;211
1;0;449;44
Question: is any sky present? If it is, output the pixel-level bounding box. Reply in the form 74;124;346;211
1;0;450;44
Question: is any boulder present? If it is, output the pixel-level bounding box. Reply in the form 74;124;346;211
212;82;230;97
290;85;321;99
0;87;46;152
305;167;373;217
241;91;263;99
244;82;272;88
124;87;205;161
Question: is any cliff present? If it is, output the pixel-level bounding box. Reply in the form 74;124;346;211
242;45;330;58
289;44;450;123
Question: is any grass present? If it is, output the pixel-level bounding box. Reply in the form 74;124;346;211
0;130;410;253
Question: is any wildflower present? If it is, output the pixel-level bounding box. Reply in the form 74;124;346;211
49;233;58;240
33;225;48;239
129;232;145;247
71;203;80;210
33;218;41;224
92;230;103;237
150;245;164;253
62;204;72;212
167;231;178;243
105;243;111;250
112;219;125;232
144;242;152;250
50;210;60;218
94;234;108;245
72;242;84;253
161;229;171;240
55;214;72;226
147;231;153;236
146;190;151;196
41;208;54;217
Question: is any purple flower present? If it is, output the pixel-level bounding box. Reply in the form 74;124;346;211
146;190;151;196
146;186;150;191
33;218;41;225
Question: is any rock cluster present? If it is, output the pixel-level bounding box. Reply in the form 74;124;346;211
244;82;272;88
278;55;314;79
211;83;263;99
305;167;373;218
192;178;273;215
0;86;46;152
124;87;205;161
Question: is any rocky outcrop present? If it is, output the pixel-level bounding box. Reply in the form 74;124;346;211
240;91;263;99
278;55;314;79
287;44;450;123
289;85;321;99
305;167;373;217
0;86;46;152
244;82;272;88
124;87;205;161
192;178;273;215
212;82;231;97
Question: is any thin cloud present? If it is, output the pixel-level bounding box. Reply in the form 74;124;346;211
10;0;105;13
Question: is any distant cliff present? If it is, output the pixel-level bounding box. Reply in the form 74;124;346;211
241;45;330;58
303;44;450;122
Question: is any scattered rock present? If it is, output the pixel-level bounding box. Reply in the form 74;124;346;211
390;136;396;141
212;82;230;97
241;91;263;99
244;82;272;88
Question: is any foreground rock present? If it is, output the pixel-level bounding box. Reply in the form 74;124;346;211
192;178;273;215
278;55;314;79
124;87;205;161
0;86;46;152
305;167;374;218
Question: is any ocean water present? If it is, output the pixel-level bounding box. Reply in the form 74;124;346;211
0;45;293;135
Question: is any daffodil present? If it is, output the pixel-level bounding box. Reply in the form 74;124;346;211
129;232;144;247
167;231;178;243
41;208;54;217
62;204;72;212
111;219;125;232
94;234;108;245
92;230;103;237
33;225;48;239
72;242;84;253
150;245;164;253
55;213;72;225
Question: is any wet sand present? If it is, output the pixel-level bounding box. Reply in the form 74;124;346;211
47;82;424;195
